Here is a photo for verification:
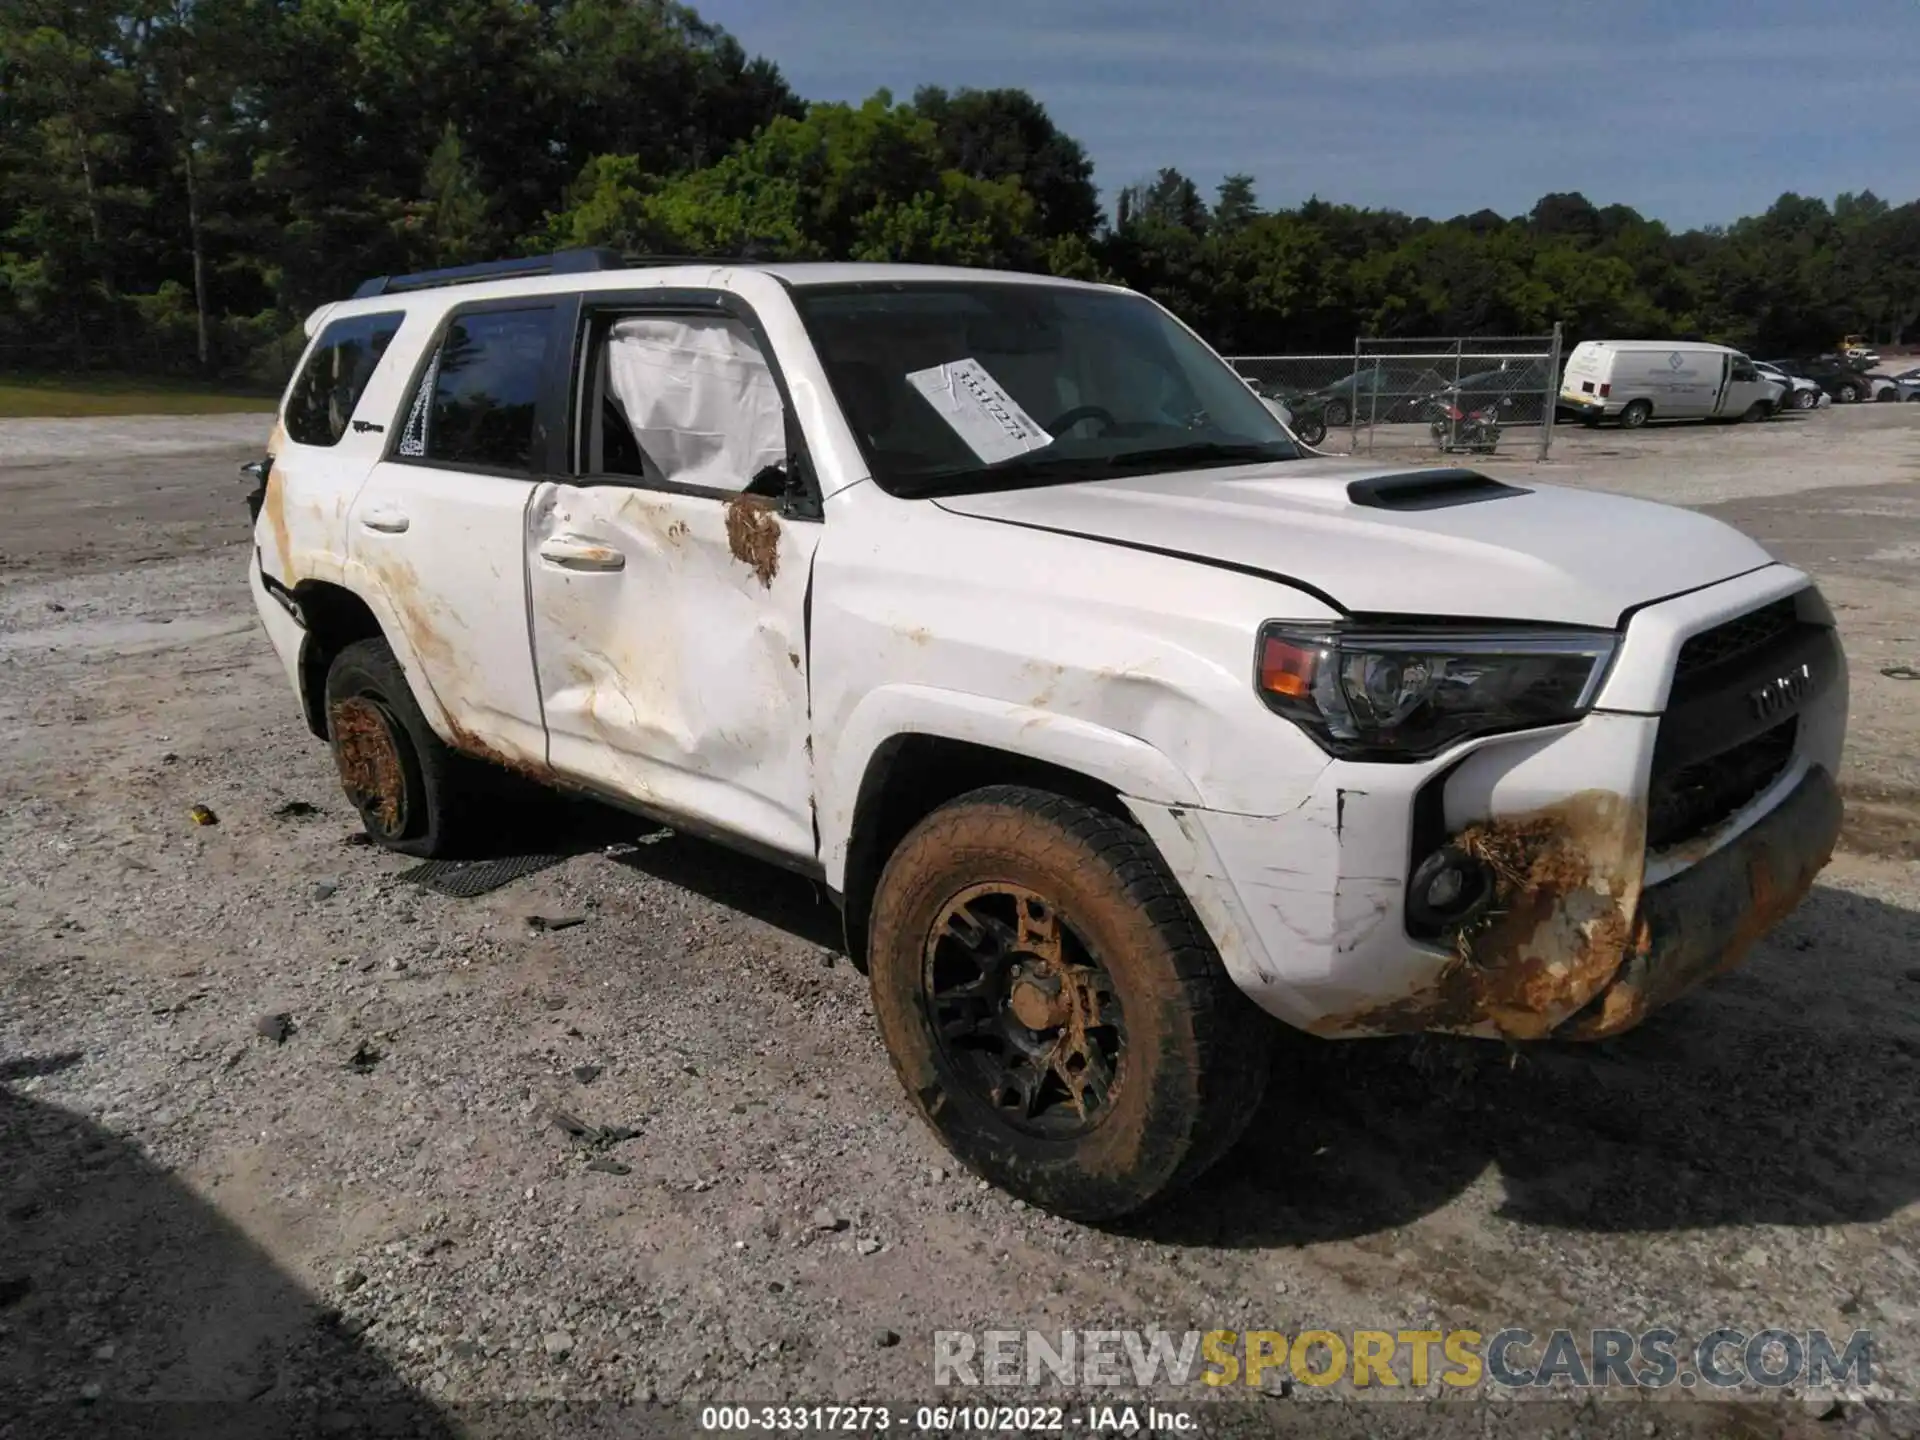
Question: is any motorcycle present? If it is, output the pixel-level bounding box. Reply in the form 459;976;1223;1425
1430;401;1500;455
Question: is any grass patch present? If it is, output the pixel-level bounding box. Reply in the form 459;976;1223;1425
0;372;278;419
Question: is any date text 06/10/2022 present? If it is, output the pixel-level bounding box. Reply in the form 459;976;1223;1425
697;1405;1198;1432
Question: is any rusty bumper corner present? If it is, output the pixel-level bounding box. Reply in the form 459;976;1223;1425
1556;764;1842;1041
1311;767;1840;1044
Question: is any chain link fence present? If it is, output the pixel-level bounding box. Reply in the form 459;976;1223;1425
1230;326;1564;460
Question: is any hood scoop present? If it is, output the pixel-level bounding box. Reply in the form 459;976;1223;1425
1345;468;1530;511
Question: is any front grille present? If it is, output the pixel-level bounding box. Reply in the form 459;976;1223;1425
1647;716;1798;850
1672;597;1799;687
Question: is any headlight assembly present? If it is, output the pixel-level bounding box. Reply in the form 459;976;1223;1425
1256;623;1617;761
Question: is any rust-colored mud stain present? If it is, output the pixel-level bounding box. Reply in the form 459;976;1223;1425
364;554;457;673
1559;784;1839;1041
1314;791;1644;1042
724;495;780;588
330;697;404;831
443;716;557;786
261;470;293;573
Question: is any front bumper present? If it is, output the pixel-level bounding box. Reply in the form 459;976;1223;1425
1555;762;1839;1039
1129;565;1847;1042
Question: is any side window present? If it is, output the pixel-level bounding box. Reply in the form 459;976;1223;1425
398;306;554;472
284;312;403;447
582;313;787;494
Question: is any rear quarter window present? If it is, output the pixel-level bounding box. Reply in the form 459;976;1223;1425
396;306;554;473
284;312;404;447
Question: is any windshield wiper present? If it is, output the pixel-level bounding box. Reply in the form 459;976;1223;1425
897;439;1294;498
1093;440;1294;471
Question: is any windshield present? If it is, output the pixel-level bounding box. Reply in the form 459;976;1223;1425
791;282;1301;498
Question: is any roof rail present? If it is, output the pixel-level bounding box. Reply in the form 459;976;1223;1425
351;248;626;300
350;248;783;300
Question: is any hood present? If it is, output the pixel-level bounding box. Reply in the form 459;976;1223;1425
931;459;1774;628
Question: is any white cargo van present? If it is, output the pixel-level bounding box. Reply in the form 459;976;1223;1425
1559;340;1785;428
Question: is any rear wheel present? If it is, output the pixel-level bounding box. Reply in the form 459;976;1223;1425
1619;399;1653;429
1792;387;1818;411
324;637;484;858
1293;414;1327;446
1323;399;1351;429
866;786;1273;1221
1835;380;1863;403
1874;385;1898;403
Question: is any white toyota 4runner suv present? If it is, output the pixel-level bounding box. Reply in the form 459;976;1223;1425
247;251;1847;1220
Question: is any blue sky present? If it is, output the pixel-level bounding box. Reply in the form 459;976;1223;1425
696;0;1920;228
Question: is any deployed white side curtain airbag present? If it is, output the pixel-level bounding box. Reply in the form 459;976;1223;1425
603;316;786;489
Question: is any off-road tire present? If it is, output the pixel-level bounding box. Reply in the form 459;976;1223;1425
1618;399;1653;429
866;785;1273;1222
324;636;484;858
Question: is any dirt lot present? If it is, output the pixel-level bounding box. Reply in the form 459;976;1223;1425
2;406;1918;1439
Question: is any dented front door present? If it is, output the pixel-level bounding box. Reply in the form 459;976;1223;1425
525;483;821;863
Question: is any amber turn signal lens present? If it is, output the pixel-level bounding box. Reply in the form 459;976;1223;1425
1259;635;1316;699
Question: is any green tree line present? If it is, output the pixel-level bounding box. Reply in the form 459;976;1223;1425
5;0;1917;381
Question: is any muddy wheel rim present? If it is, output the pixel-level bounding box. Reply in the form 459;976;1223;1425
922;882;1127;1139
330;695;410;839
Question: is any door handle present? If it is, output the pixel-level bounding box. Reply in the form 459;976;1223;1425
538;535;626;572
361;507;410;534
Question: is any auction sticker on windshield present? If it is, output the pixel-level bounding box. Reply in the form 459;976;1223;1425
906;358;1053;464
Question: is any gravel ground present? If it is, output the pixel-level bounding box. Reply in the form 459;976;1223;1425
1;405;1917;1440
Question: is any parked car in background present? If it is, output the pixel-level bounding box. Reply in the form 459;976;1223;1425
1415;358;1551;425
1838;334;1881;366
1279;362;1453;429
1764;357;1874;404
1753;360;1825;411
1558;341;1784;427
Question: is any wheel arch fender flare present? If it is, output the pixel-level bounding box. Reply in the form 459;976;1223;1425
311;562;461;744
819;683;1205;893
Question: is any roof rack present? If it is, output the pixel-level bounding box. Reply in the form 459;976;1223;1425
350;248;779;300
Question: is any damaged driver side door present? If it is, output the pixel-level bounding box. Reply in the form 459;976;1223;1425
525;293;823;866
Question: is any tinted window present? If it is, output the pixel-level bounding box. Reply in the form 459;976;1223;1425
398;306;553;471
284;312;402;447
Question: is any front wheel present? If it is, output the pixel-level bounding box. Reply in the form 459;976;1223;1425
1293;414;1328;446
1835;381;1862;403
1793;388;1818;411
1322;399;1351;429
866;786;1273;1221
